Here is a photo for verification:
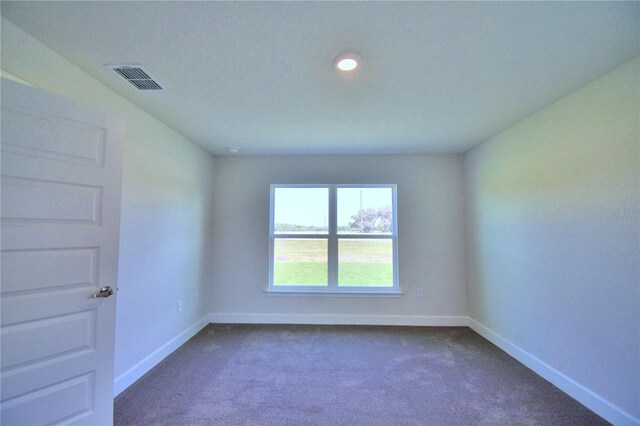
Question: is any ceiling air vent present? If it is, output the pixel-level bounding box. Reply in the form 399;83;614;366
107;64;164;91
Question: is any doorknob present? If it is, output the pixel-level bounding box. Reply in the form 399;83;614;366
92;286;114;298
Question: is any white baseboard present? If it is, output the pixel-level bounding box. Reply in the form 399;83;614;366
467;318;639;426
207;312;468;326
113;316;209;397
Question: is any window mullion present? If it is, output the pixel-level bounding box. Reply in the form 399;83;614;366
328;185;338;289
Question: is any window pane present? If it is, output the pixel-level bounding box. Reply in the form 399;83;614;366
338;239;393;287
274;188;328;234
337;188;393;234
273;239;328;286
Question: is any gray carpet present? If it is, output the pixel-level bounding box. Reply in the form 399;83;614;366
114;324;607;425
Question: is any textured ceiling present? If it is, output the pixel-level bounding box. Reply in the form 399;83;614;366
1;1;638;155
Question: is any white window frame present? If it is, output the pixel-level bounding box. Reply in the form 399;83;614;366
268;184;400;295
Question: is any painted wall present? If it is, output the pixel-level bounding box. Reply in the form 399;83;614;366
465;58;639;420
211;154;467;322
1;18;216;390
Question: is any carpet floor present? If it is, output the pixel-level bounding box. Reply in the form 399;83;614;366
114;324;607;425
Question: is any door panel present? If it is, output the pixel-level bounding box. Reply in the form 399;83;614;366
1;372;96;426
1;78;124;425
1;177;103;224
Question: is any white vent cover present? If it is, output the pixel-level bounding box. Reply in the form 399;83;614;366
107;64;164;91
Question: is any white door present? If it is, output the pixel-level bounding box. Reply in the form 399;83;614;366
0;78;124;425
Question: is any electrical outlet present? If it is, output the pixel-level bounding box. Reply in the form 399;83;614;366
177;299;183;312
416;288;424;298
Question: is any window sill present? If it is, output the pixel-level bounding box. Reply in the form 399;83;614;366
264;289;404;297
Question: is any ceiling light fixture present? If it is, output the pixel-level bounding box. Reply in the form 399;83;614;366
334;52;361;72
226;146;240;154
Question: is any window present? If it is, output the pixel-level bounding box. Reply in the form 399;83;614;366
268;184;399;294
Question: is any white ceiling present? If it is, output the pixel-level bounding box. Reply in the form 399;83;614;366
2;1;638;155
